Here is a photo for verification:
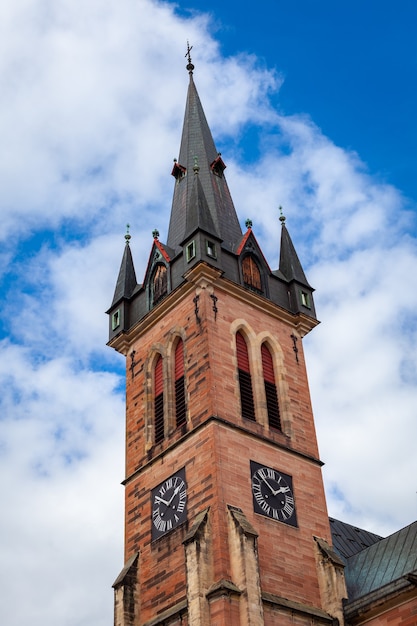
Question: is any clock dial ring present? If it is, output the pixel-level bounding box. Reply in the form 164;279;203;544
250;460;297;527
151;468;187;540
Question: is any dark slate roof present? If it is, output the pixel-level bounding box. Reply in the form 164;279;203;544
111;240;137;306
344;520;417;602
184;166;219;241
330;517;383;560
279;222;311;287
166;71;242;255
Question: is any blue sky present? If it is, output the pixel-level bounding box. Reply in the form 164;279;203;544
177;0;417;203
0;2;416;625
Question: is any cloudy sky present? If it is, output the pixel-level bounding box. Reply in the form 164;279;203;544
1;1;416;624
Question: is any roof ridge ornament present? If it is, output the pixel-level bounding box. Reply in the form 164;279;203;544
279;206;286;226
185;41;194;74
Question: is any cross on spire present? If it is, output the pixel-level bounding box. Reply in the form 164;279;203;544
185;41;194;73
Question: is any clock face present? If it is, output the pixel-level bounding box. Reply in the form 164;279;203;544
151;468;187;540
250;460;297;527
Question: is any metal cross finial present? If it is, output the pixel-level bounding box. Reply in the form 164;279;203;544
125;223;131;244
185;41;194;74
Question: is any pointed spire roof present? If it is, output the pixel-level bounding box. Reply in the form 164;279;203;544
278;210;311;286
183;160;219;240
111;227;138;306
167;57;242;254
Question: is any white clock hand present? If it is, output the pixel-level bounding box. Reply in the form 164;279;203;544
154;495;171;506
259;472;276;494
271;485;290;496
167;485;181;506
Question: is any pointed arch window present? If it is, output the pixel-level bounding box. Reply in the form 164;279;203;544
152;264;167;306
242;256;262;293
236;332;256;421
261;344;281;430
174;339;186;428
154;355;164;444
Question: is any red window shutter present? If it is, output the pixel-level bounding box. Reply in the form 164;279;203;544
236;332;255;421
175;340;185;379
261;344;281;430
154;355;163;396
261;344;275;383
154;355;164;443
236;331;250;372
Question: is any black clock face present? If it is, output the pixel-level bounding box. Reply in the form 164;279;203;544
151;468;187;540
250;461;297;527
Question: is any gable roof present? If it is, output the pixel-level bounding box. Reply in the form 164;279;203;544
344;520;417;603
330;517;383;560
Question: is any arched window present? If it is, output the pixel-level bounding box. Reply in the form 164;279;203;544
242;256;262;293
261;344;281;430
154;355;164;443
236;332;256;421
174;339;186;428
152;264;167;306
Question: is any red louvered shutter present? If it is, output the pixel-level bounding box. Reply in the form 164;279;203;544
261;344;281;430
236;332;256;421
154;355;164;443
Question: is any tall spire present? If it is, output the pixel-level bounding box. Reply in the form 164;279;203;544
166;49;242;254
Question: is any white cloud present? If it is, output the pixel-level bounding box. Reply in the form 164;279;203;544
0;340;124;625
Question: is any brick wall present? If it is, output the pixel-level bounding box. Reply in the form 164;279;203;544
120;269;333;623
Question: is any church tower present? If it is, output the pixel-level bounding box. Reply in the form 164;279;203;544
107;54;346;626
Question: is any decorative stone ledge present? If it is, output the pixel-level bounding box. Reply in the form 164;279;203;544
142;600;188;626
206;578;242;601
262;591;337;624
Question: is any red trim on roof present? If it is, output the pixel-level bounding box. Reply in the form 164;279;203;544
236;229;252;255
155;239;171;262
236;230;272;273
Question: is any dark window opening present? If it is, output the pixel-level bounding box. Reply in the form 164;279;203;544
175;340;186;428
210;155;226;177
171;161;186;182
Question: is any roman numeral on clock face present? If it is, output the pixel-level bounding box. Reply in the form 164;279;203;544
151;468;188;540
250;460;297;528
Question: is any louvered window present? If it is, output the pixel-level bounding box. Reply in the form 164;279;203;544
242;256;262;293
154;355;164;443
175;339;186;428
236;332;256;421
153;264;167;305
261;344;281;430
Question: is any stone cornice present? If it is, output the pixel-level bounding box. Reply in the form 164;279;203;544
108;262;319;354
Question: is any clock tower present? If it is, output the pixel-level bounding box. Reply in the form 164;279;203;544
107;56;346;626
